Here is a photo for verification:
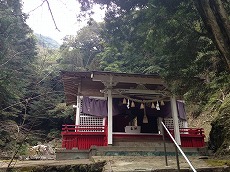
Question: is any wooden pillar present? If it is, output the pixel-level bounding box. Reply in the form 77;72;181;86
170;96;181;145
75;81;81;126
158;117;163;134
75;96;80;126
107;89;113;145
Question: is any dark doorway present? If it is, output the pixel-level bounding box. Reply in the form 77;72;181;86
137;109;158;133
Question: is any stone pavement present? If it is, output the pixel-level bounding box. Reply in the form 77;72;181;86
0;156;229;172
92;156;228;172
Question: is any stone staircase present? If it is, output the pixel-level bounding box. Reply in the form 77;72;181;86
90;145;206;157
56;140;208;160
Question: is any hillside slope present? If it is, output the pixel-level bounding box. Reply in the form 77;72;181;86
35;33;60;49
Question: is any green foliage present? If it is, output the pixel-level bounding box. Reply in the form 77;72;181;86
0;0;229;157
18;143;29;156
0;0;68;151
76;0;230;155
77;0;229;100
59;21;103;71
0;0;38;151
21;34;68;139
0;0;36;118
203;73;230;156
202;72;230;111
209;95;230;156
97;45;123;72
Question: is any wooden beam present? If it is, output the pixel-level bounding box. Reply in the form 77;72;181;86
92;73;165;85
113;89;169;96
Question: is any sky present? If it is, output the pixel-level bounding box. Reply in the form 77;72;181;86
22;0;105;43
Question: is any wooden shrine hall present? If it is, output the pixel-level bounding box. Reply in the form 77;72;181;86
60;71;205;150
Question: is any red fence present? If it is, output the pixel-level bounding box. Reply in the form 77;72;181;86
61;125;205;149
61;125;108;150
168;128;205;147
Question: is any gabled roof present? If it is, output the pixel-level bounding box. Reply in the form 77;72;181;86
61;71;170;105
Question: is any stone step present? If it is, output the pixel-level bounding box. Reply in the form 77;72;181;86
90;146;206;157
56;146;208;160
56;148;89;160
113;140;174;147
113;137;175;148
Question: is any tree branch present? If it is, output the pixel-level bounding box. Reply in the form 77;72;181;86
45;0;60;32
194;0;230;70
26;0;46;14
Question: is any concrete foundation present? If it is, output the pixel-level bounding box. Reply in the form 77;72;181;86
56;148;89;160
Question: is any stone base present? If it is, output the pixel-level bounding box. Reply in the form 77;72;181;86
90;145;205;157
56;148;89;160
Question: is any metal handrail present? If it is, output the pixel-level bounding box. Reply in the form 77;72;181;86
161;121;197;172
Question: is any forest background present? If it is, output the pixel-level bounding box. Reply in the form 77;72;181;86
0;0;229;158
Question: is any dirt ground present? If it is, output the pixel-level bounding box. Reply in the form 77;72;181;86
1;156;228;172
93;156;216;171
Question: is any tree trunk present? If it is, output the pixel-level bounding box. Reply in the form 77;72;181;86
212;0;230;39
194;0;230;70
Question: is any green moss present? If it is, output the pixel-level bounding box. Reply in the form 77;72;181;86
209;95;230;157
205;159;230;167
30;161;106;172
219;95;230;114
3;161;106;172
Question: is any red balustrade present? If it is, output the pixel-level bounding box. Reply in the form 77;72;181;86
61;125;108;150
167;128;205;147
61;125;205;149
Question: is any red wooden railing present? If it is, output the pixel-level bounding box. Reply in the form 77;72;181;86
61;125;205;149
62;125;107;133
61;125;108;150
167;128;205;147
